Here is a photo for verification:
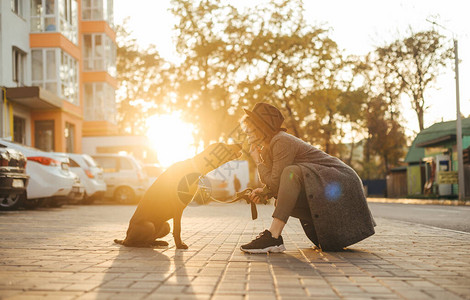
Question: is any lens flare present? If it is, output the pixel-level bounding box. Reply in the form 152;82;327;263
325;182;342;201
289;171;294;181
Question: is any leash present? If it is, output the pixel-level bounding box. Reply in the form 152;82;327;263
205;188;270;220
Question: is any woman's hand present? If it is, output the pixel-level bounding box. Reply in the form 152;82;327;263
249;144;262;164
249;187;265;204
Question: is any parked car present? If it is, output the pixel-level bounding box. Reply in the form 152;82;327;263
207;177;230;200
92;154;147;204
195;175;230;204
0;139;77;208
0;147;29;210
66;153;106;204
52;152;85;205
68;172;86;204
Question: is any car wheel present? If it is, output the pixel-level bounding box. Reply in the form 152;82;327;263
114;187;136;204
0;193;23;210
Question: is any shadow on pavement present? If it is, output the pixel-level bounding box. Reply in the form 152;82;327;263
95;245;173;298
240;247;380;277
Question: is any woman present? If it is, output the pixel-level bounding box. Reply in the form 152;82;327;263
240;102;376;253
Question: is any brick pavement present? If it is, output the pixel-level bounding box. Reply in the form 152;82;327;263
0;202;469;300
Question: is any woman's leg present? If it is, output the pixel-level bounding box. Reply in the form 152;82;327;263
240;165;304;253
270;165;304;238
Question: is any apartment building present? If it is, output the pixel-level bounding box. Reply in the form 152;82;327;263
0;0;118;153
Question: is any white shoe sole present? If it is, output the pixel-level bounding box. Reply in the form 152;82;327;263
240;244;286;253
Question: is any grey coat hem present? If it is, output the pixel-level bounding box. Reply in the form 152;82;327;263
297;162;376;250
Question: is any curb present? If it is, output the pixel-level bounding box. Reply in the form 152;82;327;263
367;197;470;206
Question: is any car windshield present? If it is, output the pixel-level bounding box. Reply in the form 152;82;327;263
69;158;80;168
119;157;133;170
128;156;143;171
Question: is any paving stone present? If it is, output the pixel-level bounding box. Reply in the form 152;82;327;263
75;292;118;300
0;290;22;298
112;292;148;300
211;295;244;300
0;203;469;300
184;284;215;294
153;284;188;293
246;292;276;300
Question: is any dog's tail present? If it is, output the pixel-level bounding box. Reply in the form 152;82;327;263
114;239;125;245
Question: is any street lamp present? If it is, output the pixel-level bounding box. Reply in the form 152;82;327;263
426;19;466;201
453;39;466;201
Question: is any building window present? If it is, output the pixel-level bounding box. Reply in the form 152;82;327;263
31;0;57;32
13;116;26;144
11;0;23;17
31;0;78;44
12;47;26;86
59;0;78;43
35;120;55;152
65;122;75;153
83;33;116;76
60;51;79;104
83;82;116;123
32;48;79;105
32;48;58;95
82;0;114;26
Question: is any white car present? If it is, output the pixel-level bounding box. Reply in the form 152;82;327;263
67;153;106;204
92;154;147;204
195;176;230;204
0;139;77;208
52;152;85;205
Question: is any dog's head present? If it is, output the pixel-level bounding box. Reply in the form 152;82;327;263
192;143;243;174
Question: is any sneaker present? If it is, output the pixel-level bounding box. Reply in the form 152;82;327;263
240;230;286;253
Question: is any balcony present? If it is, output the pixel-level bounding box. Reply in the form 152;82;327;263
30;0;78;44
5;86;62;110
82;0;114;28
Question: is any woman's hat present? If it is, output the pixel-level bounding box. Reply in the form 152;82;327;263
243;102;287;133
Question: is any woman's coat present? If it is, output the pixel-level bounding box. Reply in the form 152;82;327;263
257;131;376;250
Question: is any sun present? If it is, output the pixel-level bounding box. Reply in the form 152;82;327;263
146;112;196;168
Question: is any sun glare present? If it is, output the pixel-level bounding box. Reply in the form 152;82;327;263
146;113;196;168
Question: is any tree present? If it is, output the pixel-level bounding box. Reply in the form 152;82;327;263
115;0;409;175
376;30;453;131
232;0;352;154
301;52;369;158
304;88;366;156
169;0;347;150
352;51;407;179
365;96;407;176
170;0;243;147
115;21;170;135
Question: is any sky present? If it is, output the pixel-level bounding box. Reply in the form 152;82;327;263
114;0;470;137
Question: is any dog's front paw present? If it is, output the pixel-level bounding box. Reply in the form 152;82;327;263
151;240;169;247
176;242;188;249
